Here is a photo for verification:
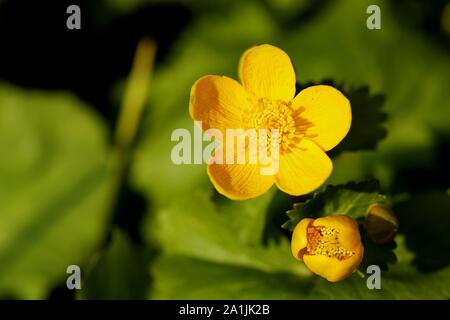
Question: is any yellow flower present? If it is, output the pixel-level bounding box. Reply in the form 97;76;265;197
189;44;351;200
291;215;364;282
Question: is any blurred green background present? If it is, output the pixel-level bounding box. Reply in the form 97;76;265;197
0;0;449;299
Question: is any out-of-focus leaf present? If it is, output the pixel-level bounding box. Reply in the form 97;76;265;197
263;0;320;22
79;229;150;299
0;83;112;299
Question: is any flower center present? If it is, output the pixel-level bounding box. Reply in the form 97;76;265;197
306;226;355;260
244;98;310;153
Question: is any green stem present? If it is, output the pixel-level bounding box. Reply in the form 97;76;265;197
109;38;156;222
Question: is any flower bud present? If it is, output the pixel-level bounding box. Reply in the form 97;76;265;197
291;215;364;282
365;203;398;245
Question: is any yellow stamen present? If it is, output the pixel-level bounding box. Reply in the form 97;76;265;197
306;226;355;260
244;98;311;153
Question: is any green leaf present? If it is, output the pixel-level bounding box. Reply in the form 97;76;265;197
147;190;305;276
283;180;386;231
146;190;312;299
79;229;151;299
152;255;313;300
309;264;450;299
0;83;113;299
153;260;450;300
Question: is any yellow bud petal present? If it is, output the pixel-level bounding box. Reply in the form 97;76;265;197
290;215;364;282
303;243;364;282
291;218;314;260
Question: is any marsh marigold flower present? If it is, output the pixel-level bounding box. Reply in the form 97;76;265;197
189;44;351;200
291;215;364;282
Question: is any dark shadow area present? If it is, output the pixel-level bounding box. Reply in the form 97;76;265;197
78;228;153;300
297;80;387;158
112;181;149;245
389;132;450;194
388;0;450;51
262;191;296;245
394;190;450;272
0;293;19;300
209;188;229;208
0;0;192;122
358;222;397;272
48;282;75;300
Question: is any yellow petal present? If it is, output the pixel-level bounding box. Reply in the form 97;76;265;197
303;243;364;282
239;44;296;101
207;162;274;200
314;215;362;251
275;139;332;196
189;75;250;133
304;215;364;282
291;85;351;151
291;218;314;260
